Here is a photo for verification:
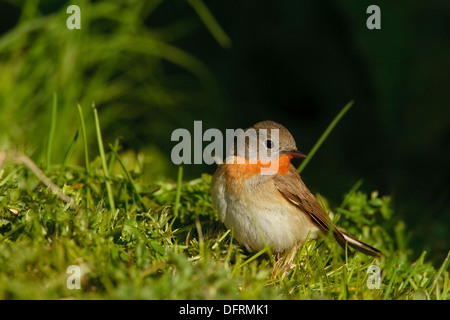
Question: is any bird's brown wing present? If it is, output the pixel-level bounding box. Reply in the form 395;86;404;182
273;164;382;257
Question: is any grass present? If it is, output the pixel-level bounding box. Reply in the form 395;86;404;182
0;105;448;300
297;100;354;175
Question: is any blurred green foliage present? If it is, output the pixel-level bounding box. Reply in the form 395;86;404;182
0;0;218;180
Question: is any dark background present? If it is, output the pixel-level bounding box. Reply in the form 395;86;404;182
1;0;449;262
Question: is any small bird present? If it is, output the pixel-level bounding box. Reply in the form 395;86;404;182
211;120;381;257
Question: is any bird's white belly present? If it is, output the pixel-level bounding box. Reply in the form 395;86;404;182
221;180;319;253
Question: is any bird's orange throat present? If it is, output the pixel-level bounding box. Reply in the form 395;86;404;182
224;155;292;182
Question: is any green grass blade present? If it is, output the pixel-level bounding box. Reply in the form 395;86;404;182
56;129;79;186
77;104;90;174
401;251;426;292
46;93;58;171
76;103;93;208
298;100;354;174
340;179;364;208
108;138;120;174
0;167;21;187
383;256;401;300
169;166;183;229
427;250;450;296
93;104;116;214
174;166;183;218
238;244;274;269
212;229;231;250
109;143;147;212
187;0;232;48
225;229;235;265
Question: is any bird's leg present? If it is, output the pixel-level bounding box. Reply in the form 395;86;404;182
271;244;300;279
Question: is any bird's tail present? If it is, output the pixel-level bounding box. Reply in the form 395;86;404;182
334;228;382;257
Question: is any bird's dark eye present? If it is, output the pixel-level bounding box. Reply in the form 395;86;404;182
265;139;273;149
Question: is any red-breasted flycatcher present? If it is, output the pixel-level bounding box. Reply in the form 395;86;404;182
211;120;381;257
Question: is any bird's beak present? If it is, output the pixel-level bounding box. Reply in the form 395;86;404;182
282;149;307;159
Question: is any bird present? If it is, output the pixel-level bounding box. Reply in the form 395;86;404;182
210;120;382;257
